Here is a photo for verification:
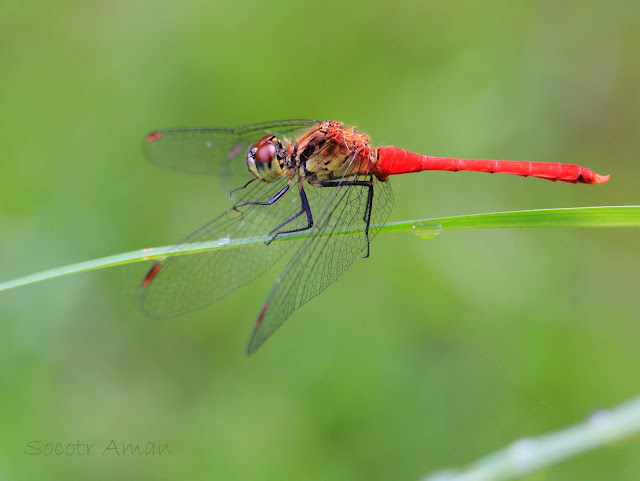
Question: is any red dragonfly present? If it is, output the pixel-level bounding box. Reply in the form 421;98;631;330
139;120;609;354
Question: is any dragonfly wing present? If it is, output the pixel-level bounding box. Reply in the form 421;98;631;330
144;119;321;176
139;176;314;317
246;173;394;354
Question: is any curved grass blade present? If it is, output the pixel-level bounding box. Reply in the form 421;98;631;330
1;206;638;293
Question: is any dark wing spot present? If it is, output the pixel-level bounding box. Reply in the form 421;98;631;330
141;262;162;287
146;131;163;143
255;304;268;328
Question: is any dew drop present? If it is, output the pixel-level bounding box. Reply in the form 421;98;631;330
412;220;442;240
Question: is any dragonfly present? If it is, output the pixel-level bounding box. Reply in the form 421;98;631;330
138;119;609;354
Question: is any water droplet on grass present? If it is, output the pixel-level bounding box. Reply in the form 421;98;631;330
412;220;442;240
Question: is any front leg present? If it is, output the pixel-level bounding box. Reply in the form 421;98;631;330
236;180;291;209
229;177;257;199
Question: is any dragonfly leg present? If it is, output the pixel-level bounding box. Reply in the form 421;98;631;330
266;184;313;244
362;178;374;258
236;181;290;209
229;177;257;198
320;177;374;258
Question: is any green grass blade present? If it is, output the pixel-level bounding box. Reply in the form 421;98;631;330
384;205;640;234
1;206;638;293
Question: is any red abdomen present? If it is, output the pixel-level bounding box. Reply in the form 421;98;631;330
375;146;609;184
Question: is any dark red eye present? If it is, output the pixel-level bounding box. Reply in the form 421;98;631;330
255;143;276;163
255;135;273;148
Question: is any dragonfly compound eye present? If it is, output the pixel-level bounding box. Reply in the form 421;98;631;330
255;143;276;163
247;137;285;182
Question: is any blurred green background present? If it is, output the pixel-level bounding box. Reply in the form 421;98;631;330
1;0;639;479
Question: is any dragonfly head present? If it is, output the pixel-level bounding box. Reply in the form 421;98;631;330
247;135;286;182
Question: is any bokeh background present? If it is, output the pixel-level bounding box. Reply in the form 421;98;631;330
1;0;639;479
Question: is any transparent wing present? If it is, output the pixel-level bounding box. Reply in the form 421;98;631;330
246;173;394;354
138;176;329;317
144;119;321;176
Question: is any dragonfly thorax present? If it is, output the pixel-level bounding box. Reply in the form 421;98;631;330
247;135;289;182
